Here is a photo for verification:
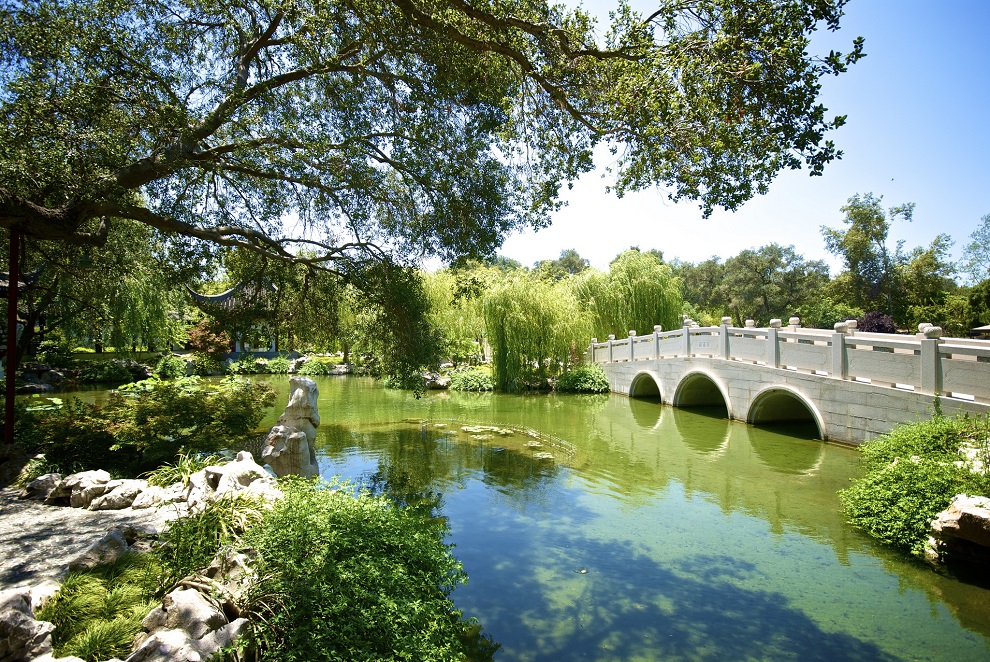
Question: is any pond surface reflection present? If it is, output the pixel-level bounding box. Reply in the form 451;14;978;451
53;376;990;660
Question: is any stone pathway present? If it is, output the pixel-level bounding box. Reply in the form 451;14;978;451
0;488;177;590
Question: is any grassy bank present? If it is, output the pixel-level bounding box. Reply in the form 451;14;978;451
38;477;497;661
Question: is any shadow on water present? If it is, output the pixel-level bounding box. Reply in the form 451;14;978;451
458;530;897;662
671;405;731;455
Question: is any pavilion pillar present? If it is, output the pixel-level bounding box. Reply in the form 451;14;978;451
5;231;20;446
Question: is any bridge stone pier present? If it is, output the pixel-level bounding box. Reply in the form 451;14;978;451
590;318;990;445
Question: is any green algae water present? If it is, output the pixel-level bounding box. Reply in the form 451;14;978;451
53;376;990;659
258;376;990;661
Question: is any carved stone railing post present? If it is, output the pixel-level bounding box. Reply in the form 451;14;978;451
653;325;662;358
608;334;615;363
628;331;636;361
767;319;781;368
831;322;848;380
590;338;598;363
682;320;691;357
719;317;731;360
918;324;943;395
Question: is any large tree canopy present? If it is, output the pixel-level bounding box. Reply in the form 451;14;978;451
0;0;862;270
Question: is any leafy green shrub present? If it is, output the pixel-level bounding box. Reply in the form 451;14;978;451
154;355;187;380
297;358;339;376
28;378;276;475
37;552;159;661
35;339;75;368
839;414;990;555
556;364;610;393
226;357;261;375
239;478;497;661
80;360;134;385
190;352;225;376
265;356;292;374
449;368;494;392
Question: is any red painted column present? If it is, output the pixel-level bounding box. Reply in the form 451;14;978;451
4;231;19;446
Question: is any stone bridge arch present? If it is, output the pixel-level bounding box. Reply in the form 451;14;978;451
673;370;731;417
629;371;663;401
747;386;825;439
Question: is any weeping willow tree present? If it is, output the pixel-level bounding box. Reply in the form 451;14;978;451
421;270;487;365
573;249;682;340
483;274;589;391
2;220;187;360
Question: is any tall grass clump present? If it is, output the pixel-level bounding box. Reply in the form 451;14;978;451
37;552;160;662
839;413;990;555
482;275;589;391
572;249;682;340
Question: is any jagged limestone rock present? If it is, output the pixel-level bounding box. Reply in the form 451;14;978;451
925;494;990;565
261;377;320;477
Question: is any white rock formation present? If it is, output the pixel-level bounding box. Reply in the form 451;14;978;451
925;493;990;565
261;376;320;477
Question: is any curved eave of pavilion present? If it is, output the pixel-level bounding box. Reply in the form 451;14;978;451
185;281;278;312
0;267;44;298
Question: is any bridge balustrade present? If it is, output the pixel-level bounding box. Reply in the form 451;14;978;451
589;323;990;405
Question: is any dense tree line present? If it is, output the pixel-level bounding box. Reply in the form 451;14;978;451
6;190;989;394
673;194;986;337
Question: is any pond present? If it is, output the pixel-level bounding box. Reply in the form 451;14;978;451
53;376;990;660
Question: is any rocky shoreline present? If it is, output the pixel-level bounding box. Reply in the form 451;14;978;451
0;451;281;662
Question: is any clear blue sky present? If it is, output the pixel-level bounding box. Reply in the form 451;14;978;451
499;0;990;274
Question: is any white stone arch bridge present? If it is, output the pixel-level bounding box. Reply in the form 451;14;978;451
589;319;990;445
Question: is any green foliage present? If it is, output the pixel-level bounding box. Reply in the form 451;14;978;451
297;358;340;376
156;495;266;590
141;451;225;488
190;352;225;376
960;212;990;285
533;248;590;281
226;356;263;375
10;455;56;488
239;478;497;661
448;368;495;392
573;249;682;339
1;0;858;269
483;274;589;391
382;373;425;390
720;244;830;326
265;356;292;374
37;552;160;661
822;193;912;315
353;263;444;385
556;364;610;394
79;359;135;385
421;269;487;366
154;355;188;380
839;416;990;555
26;378;276;475
35;338;75;369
